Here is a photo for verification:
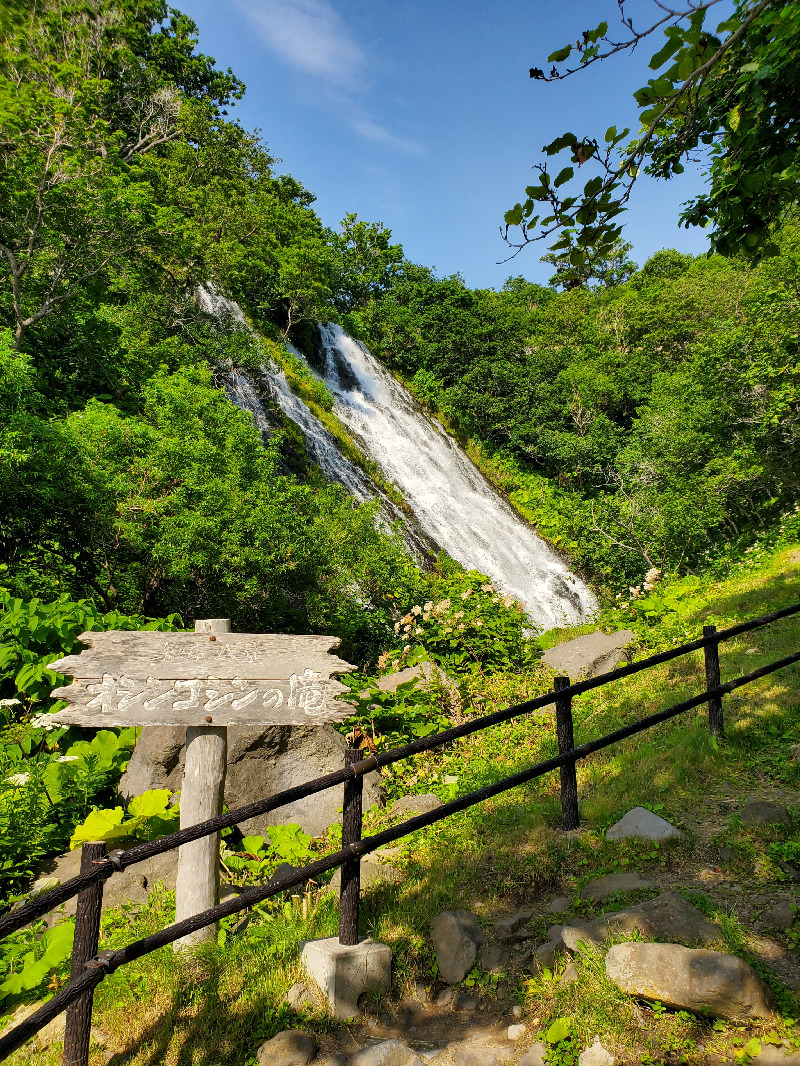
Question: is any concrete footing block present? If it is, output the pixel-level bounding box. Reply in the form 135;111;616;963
301;937;392;1019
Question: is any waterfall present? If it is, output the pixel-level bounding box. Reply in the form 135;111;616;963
312;324;597;628
197;284;596;628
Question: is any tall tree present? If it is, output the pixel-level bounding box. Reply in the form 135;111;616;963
504;0;800;285
0;0;242;347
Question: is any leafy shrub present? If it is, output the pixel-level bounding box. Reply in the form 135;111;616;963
390;570;539;676
341;662;450;749
0;919;74;1008
220;825;315;887
0;591;181;714
70;789;180;849
0;728;137;906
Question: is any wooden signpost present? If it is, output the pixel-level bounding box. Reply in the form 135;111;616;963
48;619;355;948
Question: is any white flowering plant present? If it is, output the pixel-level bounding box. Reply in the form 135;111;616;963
390;572;538;676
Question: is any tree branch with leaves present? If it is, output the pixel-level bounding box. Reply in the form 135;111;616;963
503;0;798;285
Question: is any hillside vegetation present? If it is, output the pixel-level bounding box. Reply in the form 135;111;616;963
1;3;799;1064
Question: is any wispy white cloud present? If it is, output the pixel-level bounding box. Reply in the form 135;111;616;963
232;0;365;88
233;0;423;155
351;117;424;156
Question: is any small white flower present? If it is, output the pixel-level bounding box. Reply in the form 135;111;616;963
393;622;401;633
460;590;471;600
30;712;57;731
5;773;30;787
423;601;433;612
422;613;430;621
481;584;494;593
57;755;79;763
0;698;22;709
475;619;483;627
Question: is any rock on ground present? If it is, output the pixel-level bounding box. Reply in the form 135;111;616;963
541;630;635;680
493;910;535;940
389;793;442;818
545;896;571;914
740;801;791;827
762;900;796;931
431;910;484;984
605;807;684;843
480;939;511;973
284;981;322;1012
255;1029;317;1066
555;891;719;951
451;1047;511;1066
579;872;654;901
329;854;403;894
119;723;383;837
373;662;458;700
605;942;777;1021
348;1040;425;1066
579;1037;615;1065
518;1043;548;1066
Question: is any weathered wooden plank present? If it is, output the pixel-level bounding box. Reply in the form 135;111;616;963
48;673;354;728
47;631;353;681
174;725;226;949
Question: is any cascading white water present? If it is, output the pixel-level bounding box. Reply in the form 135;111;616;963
199;284;375;503
313;324;597;628
197;284;596;627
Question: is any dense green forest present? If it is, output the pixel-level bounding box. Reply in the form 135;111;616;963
1;2;800;1052
1;0;798;655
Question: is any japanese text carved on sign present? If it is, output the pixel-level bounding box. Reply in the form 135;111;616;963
47;632;356;727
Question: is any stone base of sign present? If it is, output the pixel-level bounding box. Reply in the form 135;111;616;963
301;937;392;1019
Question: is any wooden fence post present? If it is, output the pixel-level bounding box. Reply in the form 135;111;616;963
703;625;725;742
338;748;362;946
62;841;106;1066
555;676;580;831
174;619;229;950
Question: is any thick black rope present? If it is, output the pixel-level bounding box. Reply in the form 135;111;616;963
2;648;799;1060
1;600;797;941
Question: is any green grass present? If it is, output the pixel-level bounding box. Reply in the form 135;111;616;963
5;543;800;1064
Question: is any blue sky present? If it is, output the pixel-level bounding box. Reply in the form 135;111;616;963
177;0;717;289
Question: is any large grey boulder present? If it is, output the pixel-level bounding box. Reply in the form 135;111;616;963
556;891;719;951
605;942;777;1021
606;807;684;843
255;1029;317;1066
431;910;484;984
119;723;383;837
580;872;654;901
541;630;635;680
348;1041;425;1066
40;846;179;920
